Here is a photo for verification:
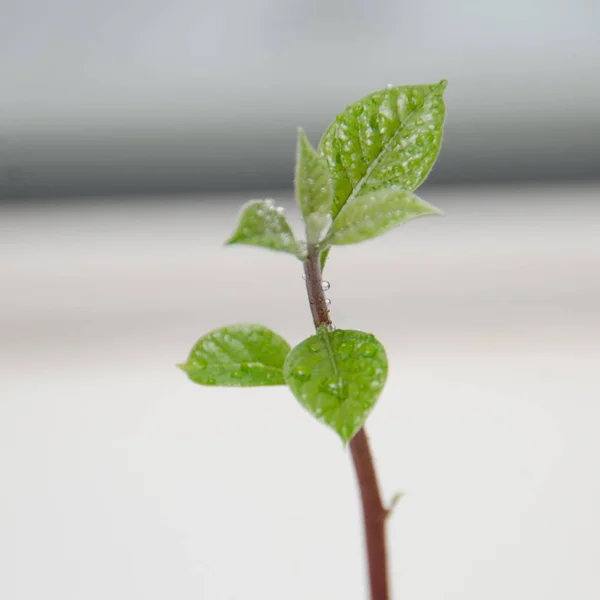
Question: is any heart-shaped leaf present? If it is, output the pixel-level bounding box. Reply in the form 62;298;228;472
179;324;291;386
283;328;388;443
326;187;441;246
295;128;334;244
319;80;447;221
226;200;303;257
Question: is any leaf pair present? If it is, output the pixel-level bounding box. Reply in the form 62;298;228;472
227;80;447;261
224;129;335;257
179;324;388;443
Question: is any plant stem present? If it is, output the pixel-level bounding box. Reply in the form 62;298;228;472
349;428;390;600
302;247;332;329
303;246;390;600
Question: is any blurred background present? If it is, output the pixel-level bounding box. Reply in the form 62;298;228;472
1;1;599;599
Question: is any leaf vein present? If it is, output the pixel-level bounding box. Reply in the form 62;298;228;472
339;86;440;214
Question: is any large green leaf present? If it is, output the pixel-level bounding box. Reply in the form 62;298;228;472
326;186;441;246
295;128;334;244
179;324;291;386
226;200;303;257
283;328;388;443
319;80;447;221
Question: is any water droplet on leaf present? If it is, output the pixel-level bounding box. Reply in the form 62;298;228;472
292;368;311;383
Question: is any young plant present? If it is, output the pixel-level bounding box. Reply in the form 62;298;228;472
178;80;447;600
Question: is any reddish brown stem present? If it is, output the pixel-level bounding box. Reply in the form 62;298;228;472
302;248;332;329
303;246;390;600
349;428;390;600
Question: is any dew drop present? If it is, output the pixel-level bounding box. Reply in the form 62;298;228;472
292;369;311;383
321;281;330;291
386;83;393;89
275;206;285;215
325;298;331;306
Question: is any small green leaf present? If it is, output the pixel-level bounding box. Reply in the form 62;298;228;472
326;187;441;246
226;200;303;257
283;328;388;443
319;80;447;220
295;128;333;244
179;324;291;386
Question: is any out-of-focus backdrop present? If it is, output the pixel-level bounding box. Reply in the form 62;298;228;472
1;0;599;197
1;2;599;600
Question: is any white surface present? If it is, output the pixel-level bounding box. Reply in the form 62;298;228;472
1;184;600;599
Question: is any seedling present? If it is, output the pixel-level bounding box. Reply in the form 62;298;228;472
178;80;447;600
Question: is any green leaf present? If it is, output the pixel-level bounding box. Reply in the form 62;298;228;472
319;80;447;220
326;186;441;246
179;324;291;386
283;328;388;443
226;200;303;257
295;128;334;244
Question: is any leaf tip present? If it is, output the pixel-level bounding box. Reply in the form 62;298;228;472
437;79;448;92
414;195;444;217
296;127;312;151
428;203;444;217
176;362;188;373
339;428;359;446
337;423;361;446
